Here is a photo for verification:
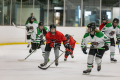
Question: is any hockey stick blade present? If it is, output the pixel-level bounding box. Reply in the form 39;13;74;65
18;59;25;61
18;49;37;61
12;22;16;27
38;66;49;70
12;22;25;29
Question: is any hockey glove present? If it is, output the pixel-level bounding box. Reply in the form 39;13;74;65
116;38;120;44
37;43;41;49
53;43;61;48
26;27;29;32
103;44;109;51
65;43;71;50
82;47;87;54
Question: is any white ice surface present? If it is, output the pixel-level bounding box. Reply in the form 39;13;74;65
0;44;120;80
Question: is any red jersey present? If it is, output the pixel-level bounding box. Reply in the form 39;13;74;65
99;22;109;31
45;31;67;47
65;36;76;56
68;36;76;49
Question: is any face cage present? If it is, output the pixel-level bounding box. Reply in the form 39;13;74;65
50;28;56;34
39;26;44;30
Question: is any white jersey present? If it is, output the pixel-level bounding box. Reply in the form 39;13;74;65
81;31;110;48
101;23;120;38
26;21;38;41
36;26;49;43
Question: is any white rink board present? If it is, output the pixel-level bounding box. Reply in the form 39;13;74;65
0;26;26;43
0;26;87;43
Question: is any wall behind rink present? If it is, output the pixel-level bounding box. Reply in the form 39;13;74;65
0;26;87;44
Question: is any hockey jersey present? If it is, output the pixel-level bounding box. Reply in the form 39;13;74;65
26;21;38;41
45;31;67;47
101;23;120;38
36;26;49;43
68;36;76;49
81;31;110;48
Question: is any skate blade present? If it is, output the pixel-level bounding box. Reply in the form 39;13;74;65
82;73;90;75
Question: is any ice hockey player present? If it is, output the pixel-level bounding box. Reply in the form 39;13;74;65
36;22;49;60
101;18;120;62
40;24;71;67
81;22;110;74
99;17;109;31
64;34;76;61
26;17;38;48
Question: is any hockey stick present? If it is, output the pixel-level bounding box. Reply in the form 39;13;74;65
81;46;105;49
12;22;25;29
87;47;105;49
38;50;65;70
18;49;37;61
18;43;42;61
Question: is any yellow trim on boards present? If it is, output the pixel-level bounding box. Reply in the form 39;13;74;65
0;42;80;46
0;42;27;46
0;42;118;46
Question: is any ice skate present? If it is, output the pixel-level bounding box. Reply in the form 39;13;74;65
83;69;91;75
64;58;67;61
55;60;58;66
40;63;47;67
111;58;117;63
71;55;74;58
97;65;101;71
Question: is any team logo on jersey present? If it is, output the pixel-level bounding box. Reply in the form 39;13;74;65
30;26;33;29
109;31;115;36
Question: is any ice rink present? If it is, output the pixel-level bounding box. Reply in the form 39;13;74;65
0;44;120;80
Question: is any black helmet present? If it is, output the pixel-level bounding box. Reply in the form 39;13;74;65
102;17;106;20
87;23;91;28
87;22;96;32
39;22;44;26
102;17;107;25
38;22;44;31
112;18;119;28
50;24;56;29
30;16;35;20
65;34;70;40
50;24;56;34
91;23;96;31
113;18;119;23
30;17;35;23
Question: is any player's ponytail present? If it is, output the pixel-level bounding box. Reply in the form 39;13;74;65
43;28;47;36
